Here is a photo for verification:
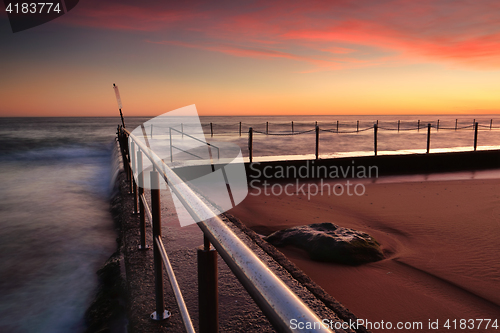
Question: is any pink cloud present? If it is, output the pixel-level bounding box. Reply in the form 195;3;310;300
62;0;500;70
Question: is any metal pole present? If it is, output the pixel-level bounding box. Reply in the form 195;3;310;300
266;122;269;135
490;119;493;130
137;151;148;250
210;122;213;137
239;122;242;136
398;120;400;132
131;141;138;214
374;124;378;156
169;128;173;162
336;120;339;133
315;125;319;160
437;119;440;131
150;171;169;321
357;120;359;132
198;236;219;333
248;127;253;163
418;120;420;131
474;122;478;151
292;121;294;134
113;84;126;128
455;119;458;131
427;123;431;154
127;137;133;194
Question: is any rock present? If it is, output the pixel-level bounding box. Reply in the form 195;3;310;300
264;222;384;265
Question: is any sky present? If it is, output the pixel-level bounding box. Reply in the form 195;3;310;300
1;0;500;117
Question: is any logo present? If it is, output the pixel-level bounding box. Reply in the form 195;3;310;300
129;105;248;227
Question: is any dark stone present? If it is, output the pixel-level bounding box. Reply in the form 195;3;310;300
264;222;384;265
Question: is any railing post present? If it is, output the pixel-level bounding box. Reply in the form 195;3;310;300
137;151;148;250
291;121;294;134
397;120;400;132
248;127;253;163
374;124;378;156
490;119;493;130
427;123;431;154
455;119;458;130
474;122;478;151
315;125;319;160
357;120;359;133
127;137;133;194
336;120;339;133
169;127;173;163
131;141;138;214
198;235;218;333
266;121;269;135
239;122;242;136
418;119;420;131
150;171;170;321
210;122;213;137
437;119;440;131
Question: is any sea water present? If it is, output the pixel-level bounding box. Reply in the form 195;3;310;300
0;114;499;332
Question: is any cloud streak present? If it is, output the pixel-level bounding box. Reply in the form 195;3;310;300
63;0;500;70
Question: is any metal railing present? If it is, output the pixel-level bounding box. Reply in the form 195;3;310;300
247;122;485;162
116;125;335;333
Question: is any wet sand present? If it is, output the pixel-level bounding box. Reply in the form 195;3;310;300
228;177;500;332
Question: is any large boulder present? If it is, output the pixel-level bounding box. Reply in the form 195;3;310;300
264;222;384;265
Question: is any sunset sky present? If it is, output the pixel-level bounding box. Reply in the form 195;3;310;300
1;0;500;117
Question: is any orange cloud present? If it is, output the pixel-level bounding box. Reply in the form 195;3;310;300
60;0;500;70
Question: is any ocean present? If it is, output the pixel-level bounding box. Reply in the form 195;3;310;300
0;114;499;332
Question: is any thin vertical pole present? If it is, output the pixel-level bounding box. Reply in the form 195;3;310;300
239;122;242;136
198;235;219;333
474;122;478;151
427;123;431;154
266;122;269;135
374;124;378;156
398;120;400;132
336;120;339;133
127;137;133;194
169;128;173;162
490;119;493;130
137;151;147;250
437;119;440;131
357;120;359;133
150;171;168;321
131;142;138;214
292;121;294;134
455;119;458;131
210;123;213;137
248;127;253;163
418;120;420;131
315;125;319;160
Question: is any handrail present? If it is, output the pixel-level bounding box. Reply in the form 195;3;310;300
123;127;333;333
169;127;220;161
155;236;196;333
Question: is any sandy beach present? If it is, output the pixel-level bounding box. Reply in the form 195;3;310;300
228;177;500;332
